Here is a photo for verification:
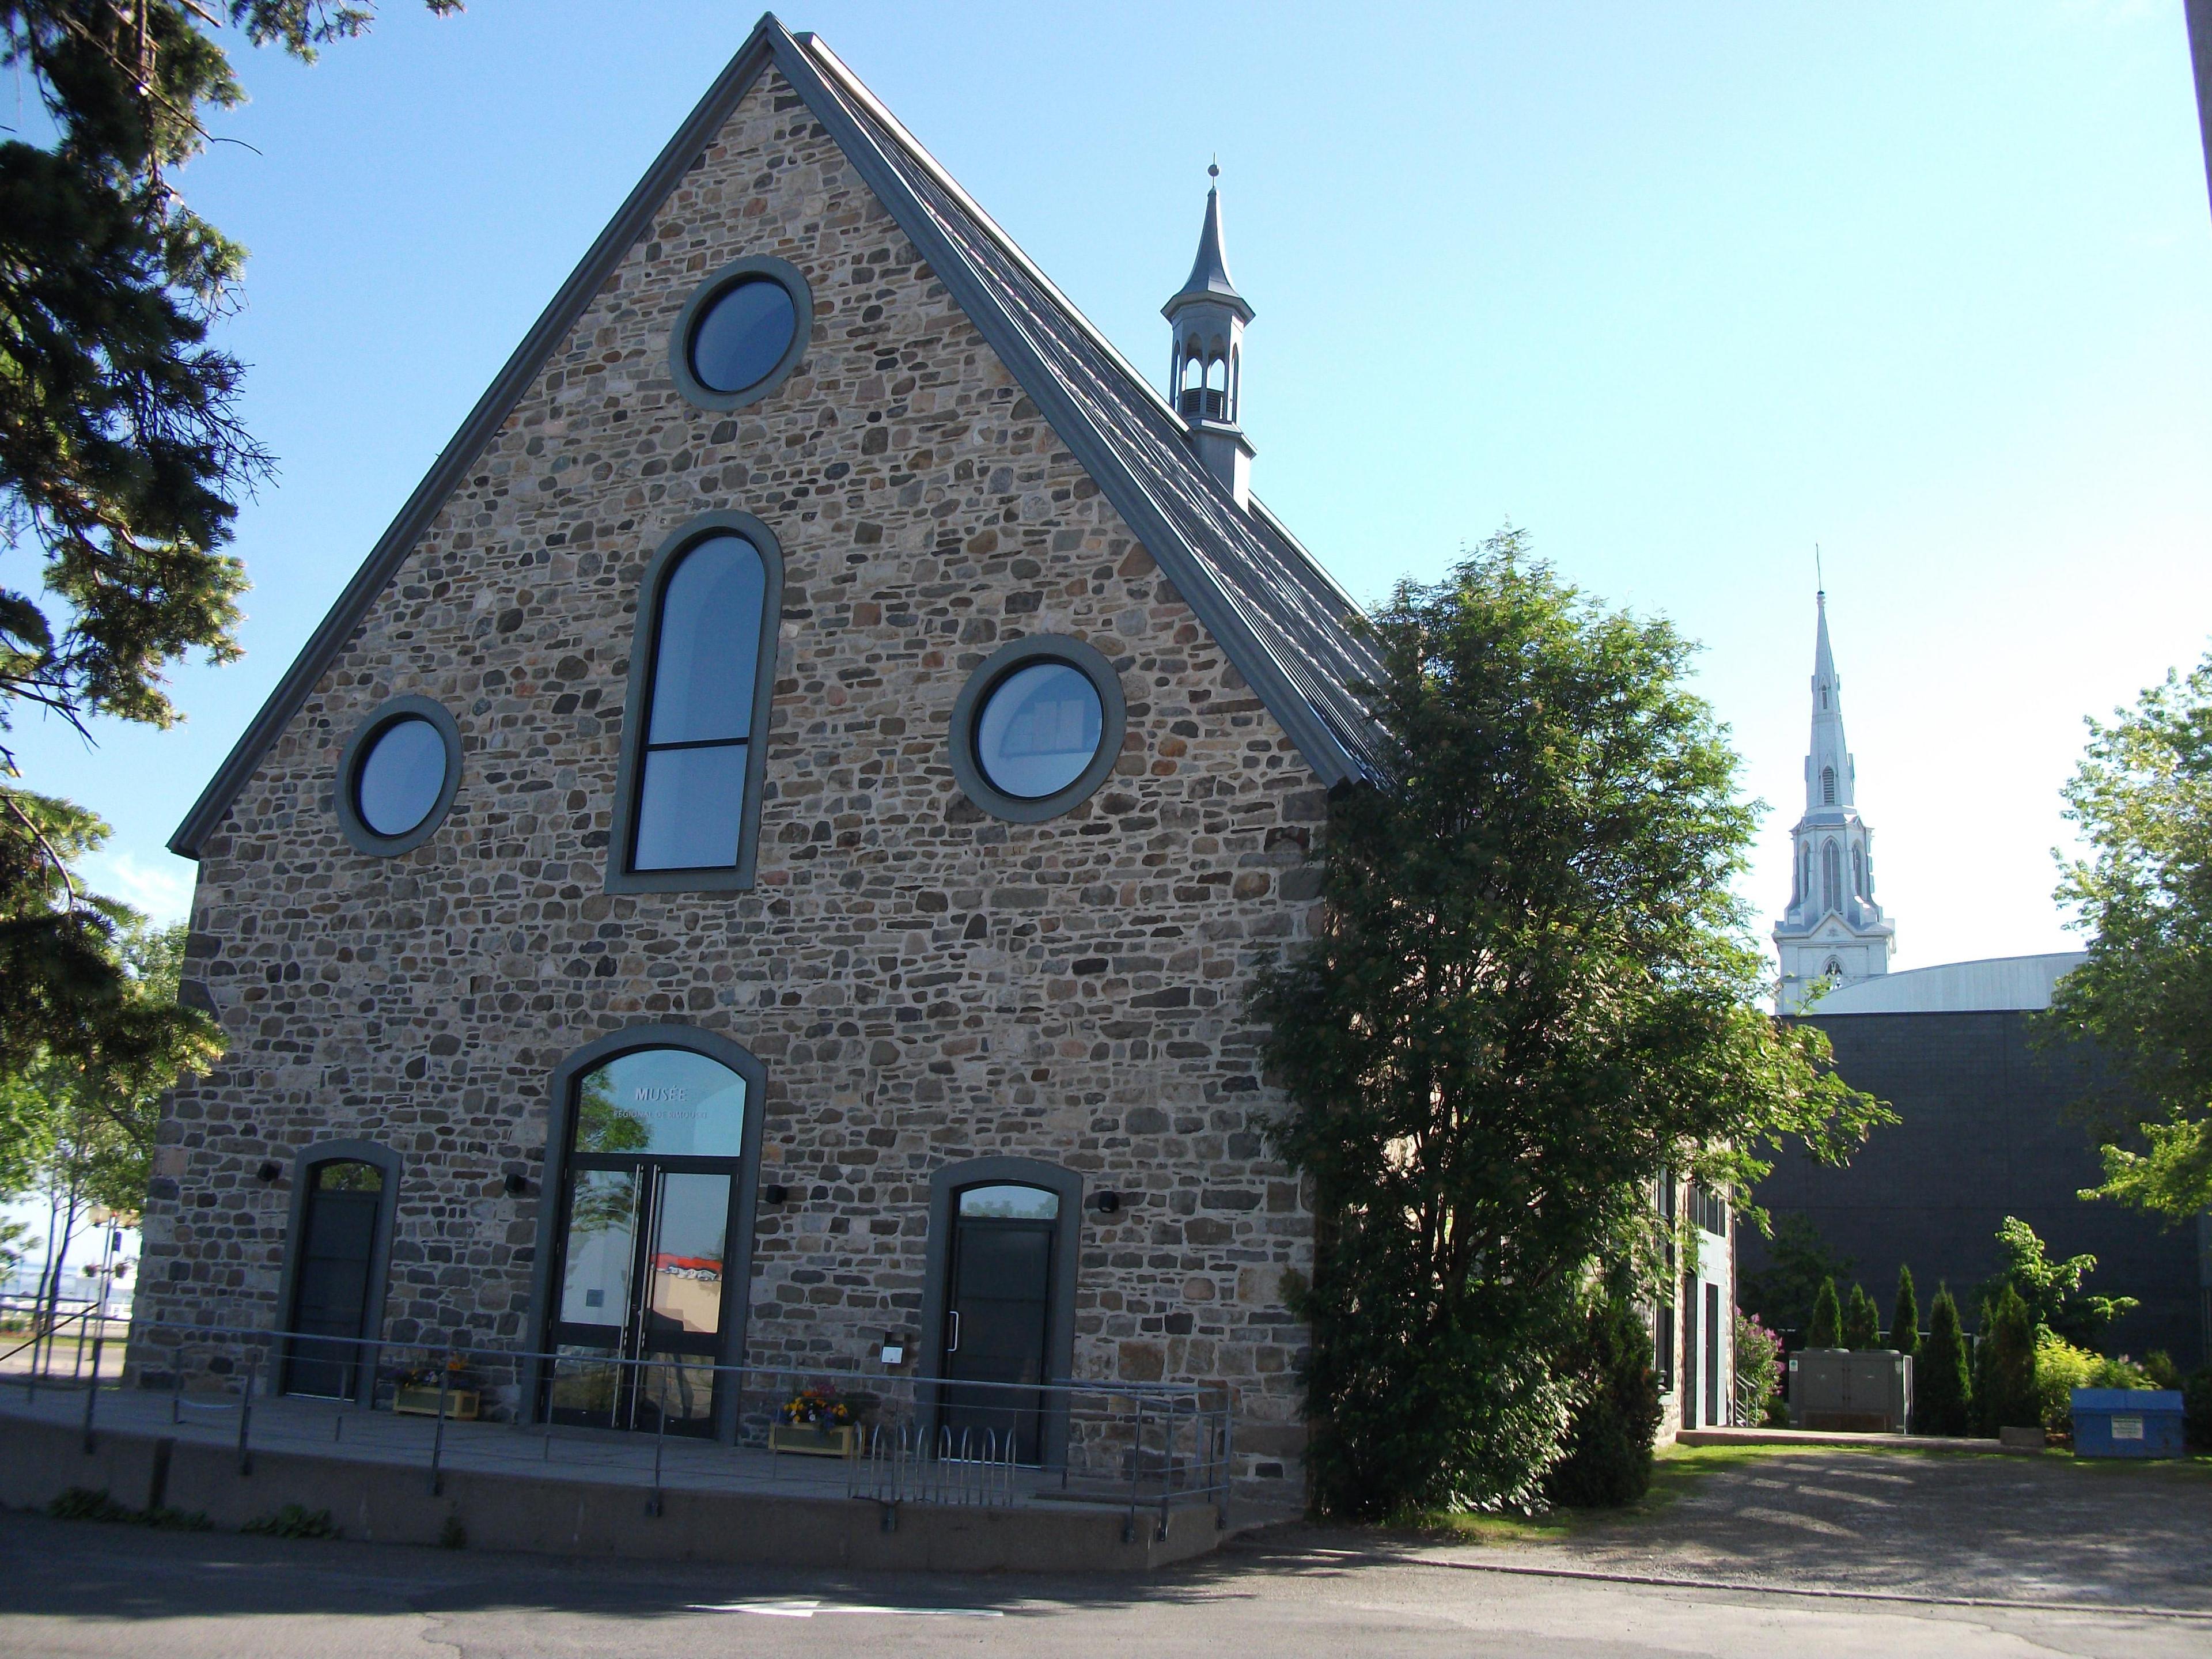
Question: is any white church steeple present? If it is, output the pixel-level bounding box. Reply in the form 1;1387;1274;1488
1774;590;1895;1013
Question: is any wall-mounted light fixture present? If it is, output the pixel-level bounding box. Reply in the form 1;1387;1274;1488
502;1172;532;1198
762;1183;791;1206
255;1161;282;1184
1092;1190;1122;1214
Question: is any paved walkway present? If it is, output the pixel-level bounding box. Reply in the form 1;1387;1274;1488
1389;1446;2212;1613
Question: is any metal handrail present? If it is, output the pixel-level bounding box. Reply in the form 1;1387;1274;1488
26;1315;1236;1531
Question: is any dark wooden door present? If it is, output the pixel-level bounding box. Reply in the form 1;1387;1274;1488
285;1168;382;1397
941;1216;1053;1463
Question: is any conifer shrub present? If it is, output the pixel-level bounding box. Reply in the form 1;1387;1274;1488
1842;1284;1880;1350
2185;1368;2212;1452
1543;1296;1663;1509
1915;1285;1973;1435
1890;1266;1919;1357
1809;1278;1842;1349
1978;1285;2040;1433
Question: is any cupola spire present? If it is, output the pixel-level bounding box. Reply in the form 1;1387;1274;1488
1164;164;1256;509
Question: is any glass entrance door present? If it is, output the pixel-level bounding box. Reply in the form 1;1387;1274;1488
939;1184;1058;1464
548;1165;732;1435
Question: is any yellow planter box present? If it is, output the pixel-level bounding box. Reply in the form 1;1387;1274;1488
393;1385;479;1421
770;1422;858;1458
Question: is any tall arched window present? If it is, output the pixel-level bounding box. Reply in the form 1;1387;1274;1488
1821;839;1842;915
608;514;782;895
1852;844;1866;900
1820;766;1836;805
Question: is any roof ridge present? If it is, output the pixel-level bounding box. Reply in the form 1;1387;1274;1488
796;35;1187;435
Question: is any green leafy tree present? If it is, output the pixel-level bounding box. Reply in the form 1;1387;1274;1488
13;919;215;1338
1915;1284;1972;1435
1253;536;1886;1517
1736;1211;1854;1336
1842;1283;1880;1350
1975;1284;2040;1434
1889;1264;1919;1357
1808;1277;1842;1348
1;1;455;1074
1542;1291;1662;1509
2044;652;2212;1217
1982;1215;2137;1349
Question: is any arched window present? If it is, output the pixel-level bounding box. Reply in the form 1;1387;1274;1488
1853;845;1866;900
1229;345;1240;421
1821;839;1842;915
1823;956;1843;979
1820;766;1836;806
608;514;782;894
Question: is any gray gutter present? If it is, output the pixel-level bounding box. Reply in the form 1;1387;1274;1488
169;18;790;857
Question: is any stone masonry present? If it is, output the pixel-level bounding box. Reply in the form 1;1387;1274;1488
134;66;1324;1480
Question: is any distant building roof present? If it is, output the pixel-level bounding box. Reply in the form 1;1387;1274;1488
1805;952;2087;1015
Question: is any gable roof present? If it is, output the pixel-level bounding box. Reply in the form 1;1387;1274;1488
170;13;1385;859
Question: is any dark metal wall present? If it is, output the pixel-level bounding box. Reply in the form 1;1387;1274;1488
1742;1011;2205;1368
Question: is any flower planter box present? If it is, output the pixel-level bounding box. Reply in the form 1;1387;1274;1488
393;1385;479;1421
770;1422;858;1458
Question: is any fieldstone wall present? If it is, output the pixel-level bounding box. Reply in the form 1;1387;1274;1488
132;66;1323;1482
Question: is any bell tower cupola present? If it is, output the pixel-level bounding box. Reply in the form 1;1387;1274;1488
1164;164;1256;510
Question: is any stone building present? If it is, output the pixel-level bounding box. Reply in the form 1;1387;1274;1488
131;14;1737;1479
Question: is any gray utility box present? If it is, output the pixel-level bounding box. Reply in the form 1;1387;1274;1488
1788;1349;1914;1433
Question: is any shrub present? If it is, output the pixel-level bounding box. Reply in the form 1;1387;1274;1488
2141;1350;2183;1391
47;1487;133;1524
2088;1354;2150;1389
1977;1284;2039;1434
2186;1368;2212;1451
1734;1310;1786;1427
1889;1266;1919;1358
45;1488;211;1531
1809;1278;1842;1349
1842;1284;1880;1350
2033;1333;2096;1435
1915;1284;1972;1435
241;1505;339;1541
1542;1295;1662;1509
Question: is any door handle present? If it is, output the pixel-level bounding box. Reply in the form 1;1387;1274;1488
946;1310;960;1354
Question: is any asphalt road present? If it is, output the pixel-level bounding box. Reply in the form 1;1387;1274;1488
3;1449;2209;1659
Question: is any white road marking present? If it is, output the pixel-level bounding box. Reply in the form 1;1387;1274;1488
687;1599;1005;1619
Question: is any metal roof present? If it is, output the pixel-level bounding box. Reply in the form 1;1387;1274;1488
169;13;1384;859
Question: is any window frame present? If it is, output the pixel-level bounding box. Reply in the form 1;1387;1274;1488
667;255;813;412
947;634;1127;824
334;695;463;857
605;512;783;896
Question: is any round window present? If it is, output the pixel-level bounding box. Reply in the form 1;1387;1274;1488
948;636;1126;824
335;696;463;856
687;278;797;395
355;718;447;837
975;662;1103;800
669;257;812;411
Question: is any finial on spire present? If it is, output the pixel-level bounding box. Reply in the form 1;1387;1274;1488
1815;543;1825;597
1209;157;1219;184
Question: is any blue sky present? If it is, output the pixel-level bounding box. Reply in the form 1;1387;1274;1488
12;0;2211;975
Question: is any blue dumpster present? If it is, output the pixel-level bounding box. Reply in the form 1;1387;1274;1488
2071;1388;2184;1459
